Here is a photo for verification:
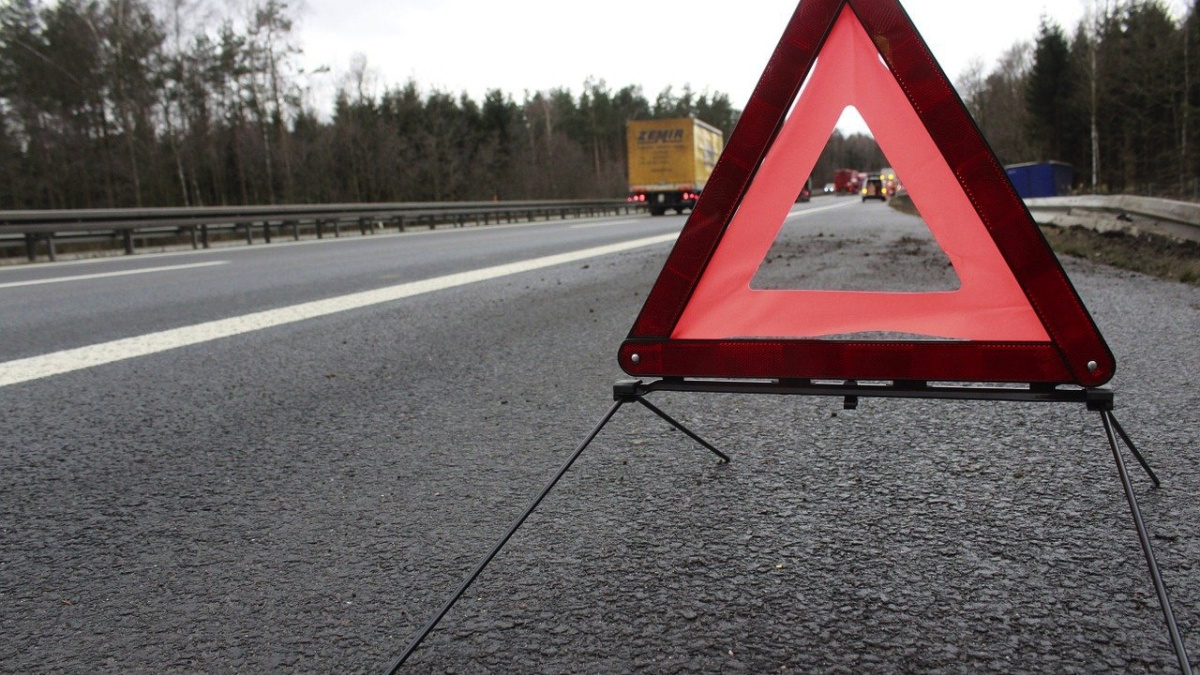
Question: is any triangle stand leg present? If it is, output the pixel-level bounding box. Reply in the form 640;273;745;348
632;399;730;463
381;398;626;674
1106;411;1161;488
1099;410;1195;675
382;385;726;673
613;378;729;463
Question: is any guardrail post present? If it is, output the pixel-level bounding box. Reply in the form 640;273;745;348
46;233;56;261
333;220;340;238
1;201;641;260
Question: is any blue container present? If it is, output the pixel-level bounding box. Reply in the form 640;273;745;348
1004;161;1075;199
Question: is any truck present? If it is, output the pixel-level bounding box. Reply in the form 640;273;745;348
626;117;724;216
833;168;861;194
1004;161;1074;199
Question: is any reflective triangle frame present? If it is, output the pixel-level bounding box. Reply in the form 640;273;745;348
619;0;1116;387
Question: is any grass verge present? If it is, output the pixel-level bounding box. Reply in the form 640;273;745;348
1037;225;1200;285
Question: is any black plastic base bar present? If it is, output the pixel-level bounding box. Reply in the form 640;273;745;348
631;376;1113;405
624;378;1160;487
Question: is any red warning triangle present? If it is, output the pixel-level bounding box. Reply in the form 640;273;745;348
619;0;1115;387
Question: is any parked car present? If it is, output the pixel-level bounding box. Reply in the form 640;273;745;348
796;178;812;202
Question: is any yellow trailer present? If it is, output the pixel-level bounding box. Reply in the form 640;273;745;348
626;118;724;216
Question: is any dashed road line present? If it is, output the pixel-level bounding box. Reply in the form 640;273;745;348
0;261;230;290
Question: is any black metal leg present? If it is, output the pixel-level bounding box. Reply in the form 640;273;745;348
1100;411;1194;675
382;399;626;674
1107;412;1161;488
635;397;730;463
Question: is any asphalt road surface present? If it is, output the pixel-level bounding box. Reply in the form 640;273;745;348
2;198;1198;673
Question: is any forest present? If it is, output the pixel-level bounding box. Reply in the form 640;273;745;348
0;0;1195;210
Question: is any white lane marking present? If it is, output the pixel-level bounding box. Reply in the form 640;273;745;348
0;233;677;388
569;218;650;229
0;261;229;290
784;200;859;220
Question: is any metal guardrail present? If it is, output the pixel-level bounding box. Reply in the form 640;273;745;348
4;195;1195;264
1024;195;1200;244
0;199;646;262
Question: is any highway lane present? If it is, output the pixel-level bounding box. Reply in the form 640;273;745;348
0;199;863;374
1;198;1198;673
0;211;689;363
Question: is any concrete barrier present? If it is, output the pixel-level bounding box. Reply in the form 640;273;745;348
1024;195;1200;244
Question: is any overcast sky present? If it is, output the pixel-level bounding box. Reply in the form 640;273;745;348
292;0;1188;123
